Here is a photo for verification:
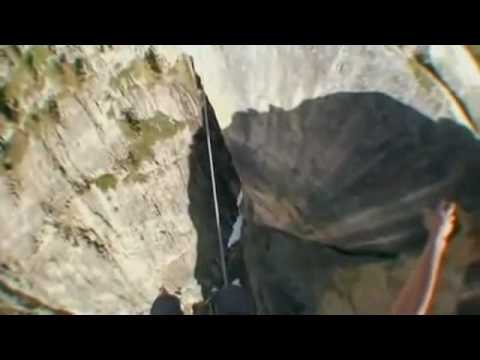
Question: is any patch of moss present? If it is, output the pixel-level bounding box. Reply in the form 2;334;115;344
0;86;13;120
47;99;61;121
43;59;65;85
73;58;89;83
110;53;198;95
93;173;118;192
127;120;161;161
116;111;186;177
112;60;145;88
122;110;142;133
119;112;184;160
24;100;60;139
0;130;29;175
0;47;87;176
36;55;83;92
0;46;56;122
145;48;162;74
110;58;160;90
25;46;52;72
4;60;36;108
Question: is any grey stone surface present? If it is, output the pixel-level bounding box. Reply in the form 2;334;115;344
186;45;480;314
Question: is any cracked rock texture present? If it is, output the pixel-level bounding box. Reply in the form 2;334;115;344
0;45;207;314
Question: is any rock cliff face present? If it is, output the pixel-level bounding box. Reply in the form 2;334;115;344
1;45;479;314
0;45;224;314
182;45;480;314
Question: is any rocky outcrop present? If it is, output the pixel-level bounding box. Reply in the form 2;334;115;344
184;45;480;314
0;45;227;314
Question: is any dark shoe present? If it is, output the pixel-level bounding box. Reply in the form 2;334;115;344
150;288;184;315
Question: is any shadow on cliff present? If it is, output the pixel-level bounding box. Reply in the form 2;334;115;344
188;90;480;314
187;95;242;301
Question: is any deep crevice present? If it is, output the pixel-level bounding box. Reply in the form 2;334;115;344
187;64;244;301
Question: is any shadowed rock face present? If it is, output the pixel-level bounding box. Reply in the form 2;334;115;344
176;45;480;314
222;92;480;314
187;93;242;297
226;92;480;253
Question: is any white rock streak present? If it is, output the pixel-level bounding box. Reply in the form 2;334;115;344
227;191;244;249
